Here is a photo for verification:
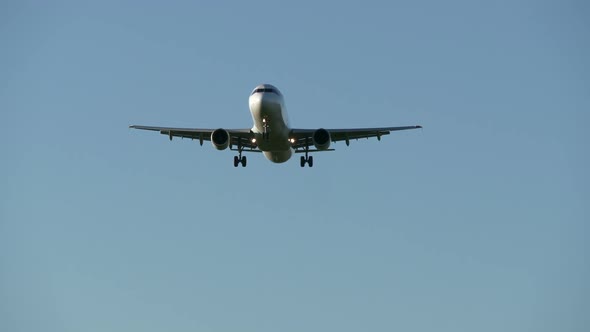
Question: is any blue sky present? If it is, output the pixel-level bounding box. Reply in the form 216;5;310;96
1;1;588;331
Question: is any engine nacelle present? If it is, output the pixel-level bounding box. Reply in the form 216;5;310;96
313;128;331;150
211;128;230;150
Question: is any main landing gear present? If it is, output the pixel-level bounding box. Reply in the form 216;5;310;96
300;141;313;167
300;155;313;167
234;155;247;167
234;145;247;168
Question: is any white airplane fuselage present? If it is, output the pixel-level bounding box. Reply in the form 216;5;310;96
248;84;293;163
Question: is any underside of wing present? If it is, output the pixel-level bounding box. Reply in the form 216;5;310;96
129;125;257;149
289;125;421;149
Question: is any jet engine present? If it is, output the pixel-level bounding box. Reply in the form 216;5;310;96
211;128;230;150
313;128;331;150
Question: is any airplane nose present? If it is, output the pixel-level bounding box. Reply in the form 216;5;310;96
250;93;280;111
261;95;280;107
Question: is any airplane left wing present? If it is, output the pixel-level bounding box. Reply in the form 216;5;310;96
129;125;257;149
289;125;422;149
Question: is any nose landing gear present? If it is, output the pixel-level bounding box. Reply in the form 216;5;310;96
262;117;270;140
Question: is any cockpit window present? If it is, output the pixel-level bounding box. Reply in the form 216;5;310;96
251;88;280;95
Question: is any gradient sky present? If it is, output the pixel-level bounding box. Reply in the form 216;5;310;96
1;1;588;331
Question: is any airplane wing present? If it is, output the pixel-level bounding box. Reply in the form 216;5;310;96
129;125;257;149
289;125;422;149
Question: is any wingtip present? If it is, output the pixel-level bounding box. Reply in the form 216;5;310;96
416;125;423;129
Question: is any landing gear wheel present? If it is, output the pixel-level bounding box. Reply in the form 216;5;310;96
241;156;247;167
234;156;239;167
308;156;313;167
300;156;306;167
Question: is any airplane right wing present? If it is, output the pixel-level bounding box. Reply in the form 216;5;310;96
289;125;422;149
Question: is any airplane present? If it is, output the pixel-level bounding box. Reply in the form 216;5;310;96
129;84;421;167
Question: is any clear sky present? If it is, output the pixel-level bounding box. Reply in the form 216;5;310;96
1;1;588;331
